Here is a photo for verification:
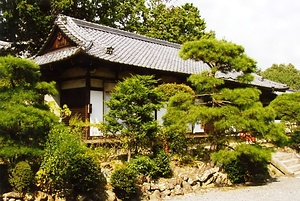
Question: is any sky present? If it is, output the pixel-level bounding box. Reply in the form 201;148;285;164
174;0;300;70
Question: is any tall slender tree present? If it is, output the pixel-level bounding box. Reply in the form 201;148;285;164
104;75;162;161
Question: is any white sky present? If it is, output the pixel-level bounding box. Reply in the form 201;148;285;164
174;0;300;70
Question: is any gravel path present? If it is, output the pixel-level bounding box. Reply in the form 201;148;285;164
166;177;300;201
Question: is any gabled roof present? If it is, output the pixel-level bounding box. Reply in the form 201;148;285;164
34;14;209;75
33;15;288;91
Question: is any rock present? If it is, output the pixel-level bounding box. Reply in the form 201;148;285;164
175;177;183;186
150;183;159;191
54;195;66;201
182;181;193;194
187;175;199;186
203;173;217;187
136;174;147;185
2;192;23;201
168;178;177;189
214;172;230;186
106;190;117;201
142;182;151;191
178;173;188;182
162;189;171;197
149;190;161;201
24;193;34;201
173;185;184;196
34;191;48;201
192;182;201;191
199;167;219;182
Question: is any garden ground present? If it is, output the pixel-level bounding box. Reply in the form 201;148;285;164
167;176;300;201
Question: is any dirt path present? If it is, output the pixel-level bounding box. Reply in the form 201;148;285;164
166;177;300;201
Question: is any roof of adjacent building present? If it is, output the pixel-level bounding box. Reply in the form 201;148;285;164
33;15;289;91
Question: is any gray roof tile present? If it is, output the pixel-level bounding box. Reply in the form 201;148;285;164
34;15;209;75
216;71;288;90
33;15;288;91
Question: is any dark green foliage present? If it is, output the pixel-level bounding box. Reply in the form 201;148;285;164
36;124;106;198
180;38;257;79
261;63;300;90
212;144;272;184
128;155;157;178
105;75;162;160
127;152;172;179
1;1;209;56
111;167;138;201
140;3;210;44
270;92;300;126
0;164;9;194
270;92;300;149
222;159;246;184
161;92;194;154
0;56;58;163
67;153;105;195
288;129;300;152
156;83;195;102
9;161;34;193
153;151;172;177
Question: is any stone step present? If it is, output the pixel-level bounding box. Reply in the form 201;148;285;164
282;158;300;166
273;152;294;161
271;151;300;177
294;170;300;177
288;164;300;172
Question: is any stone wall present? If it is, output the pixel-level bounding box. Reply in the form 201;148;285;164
1;162;231;201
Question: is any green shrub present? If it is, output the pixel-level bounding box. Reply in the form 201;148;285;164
9;161;34;193
127;153;172;179
36;125;106;198
154;151;172;177
111;167;138;201
68;153;105;195
289;129;300;152
128;155;157;178
212;144;271;184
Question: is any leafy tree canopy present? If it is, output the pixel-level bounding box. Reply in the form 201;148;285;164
176;39;286;150
139;3;213;44
104;75;162;160
0;0;210;56
270;92;300;126
261;63;300;90
0;56;58;162
180;38;257;82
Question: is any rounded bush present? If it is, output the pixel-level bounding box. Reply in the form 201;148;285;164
111;167;138;201
154;151;172;177
128;155;157;177
212;144;271;184
9;161;34;193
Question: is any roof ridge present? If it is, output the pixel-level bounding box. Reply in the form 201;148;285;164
62;15;181;49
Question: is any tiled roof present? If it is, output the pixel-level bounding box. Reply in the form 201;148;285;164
34;15;209;75
216;71;289;91
33;15;288;91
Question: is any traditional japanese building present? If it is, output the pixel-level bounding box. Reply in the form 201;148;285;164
33;15;288;139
